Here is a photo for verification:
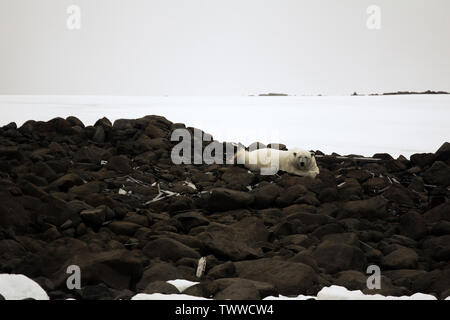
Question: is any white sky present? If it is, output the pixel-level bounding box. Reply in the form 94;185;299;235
0;0;449;95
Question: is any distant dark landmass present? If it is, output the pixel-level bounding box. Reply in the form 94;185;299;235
353;90;449;96
254;90;449;97
257;93;290;96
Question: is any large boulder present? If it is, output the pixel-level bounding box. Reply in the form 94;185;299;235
337;196;388;219
206;188;254;212
251;183;281;209
423;202;450;222
423;161;450;187
53;249;143;290
381;247;419;269
234;258;318;296
435;142;450;162
208;278;277;300
136;262;183;291
313;241;367;273
142;238;200;262
399;211;427;239
197;217;269;261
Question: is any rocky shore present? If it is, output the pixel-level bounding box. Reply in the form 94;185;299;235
0;115;449;300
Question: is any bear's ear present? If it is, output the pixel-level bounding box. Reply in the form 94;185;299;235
293;152;297;157
310;151;315;157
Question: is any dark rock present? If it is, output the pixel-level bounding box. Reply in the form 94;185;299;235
276;184;308;207
334;270;368;290
362;177;388;193
383;269;426;289
66;116;85;128
143;281;180;294
382;185;415;208
288;253;318;273
312;223;346;239
435;142;450;162
173;211;209;232
69;181;106;197
54;249;143;290
207;261;236;279
410;153;435;168
422;235;450;261
345;170;372;183
408;176;424;192
74;146;110;164
206;188;254;211
168;196;194;213
322;232;359;246
145;124;166;139
412;269;450;296
81;283;112;300
143;237;200;262
423;161;450;186
197;217;268;261
47;117;76;135
221;166;254;188
209;278;277;300
67;200;93;214
285;211;329;226
38;195;80;227
423;202;450;222
338;178;363;201
108;221;141;236
32;162;57;182
431;221;450;236
318;187;339;203
373;153;393;160
381;247;419;269
94;117;112;128
136;262;183;291
234;258;318;296
113;118;136;130
251;183;281;209
50;173;83;192
385;159;407;172
337;196;388;219
313;241;366;273
92;126;105;143
106;155;132;174
399;211;427;239
80;205;113;228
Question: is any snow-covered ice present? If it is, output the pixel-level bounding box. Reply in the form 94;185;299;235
264;285;437;300
131;293;210;300
0;274;441;300
1;95;449;158
166;279;199;293
0;274;49;300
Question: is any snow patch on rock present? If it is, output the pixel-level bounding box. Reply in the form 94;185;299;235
0;274;49;300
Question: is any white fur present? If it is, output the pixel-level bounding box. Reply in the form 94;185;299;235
235;148;319;178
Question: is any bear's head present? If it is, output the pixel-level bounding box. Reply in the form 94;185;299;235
292;149;315;170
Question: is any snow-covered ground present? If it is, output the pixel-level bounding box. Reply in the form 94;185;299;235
1;274;444;300
0;274;49;300
1;95;449;158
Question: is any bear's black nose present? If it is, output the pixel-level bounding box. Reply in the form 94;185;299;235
300;162;305;167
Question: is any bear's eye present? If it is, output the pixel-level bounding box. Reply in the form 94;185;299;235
293;152;297;157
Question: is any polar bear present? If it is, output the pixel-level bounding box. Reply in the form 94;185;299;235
235;148;320;178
